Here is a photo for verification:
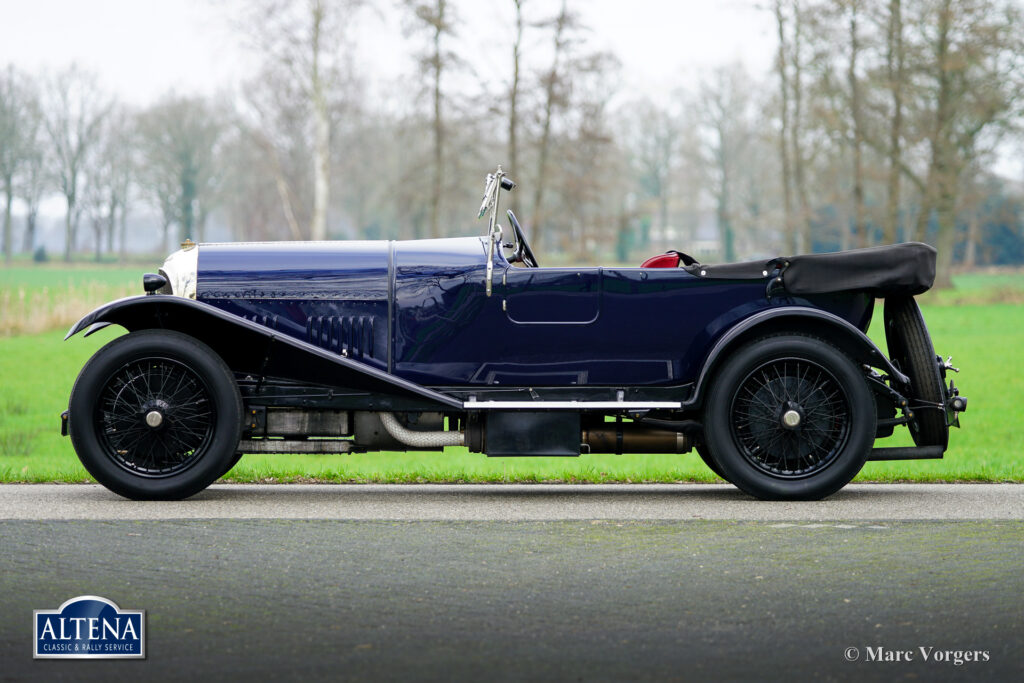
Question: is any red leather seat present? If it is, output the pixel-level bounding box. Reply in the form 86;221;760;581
640;253;681;268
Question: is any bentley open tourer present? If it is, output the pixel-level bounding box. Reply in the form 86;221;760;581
62;167;966;500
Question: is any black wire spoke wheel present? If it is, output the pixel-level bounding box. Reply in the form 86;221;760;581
703;334;875;501
68;330;242;500
730;358;851;479
97;357;215;477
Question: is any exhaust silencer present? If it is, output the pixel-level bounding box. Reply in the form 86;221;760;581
582;423;692;454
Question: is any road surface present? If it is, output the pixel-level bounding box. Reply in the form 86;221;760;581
1;484;1021;681
0;482;1021;520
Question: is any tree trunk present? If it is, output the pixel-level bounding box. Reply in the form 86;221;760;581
922;0;956;287
118;205;128;262
932;183;956;289
848;2;868;248
93;217;103;262
790;3;810;254
105;196;117;255
180;168;196;244
718;193;735;262
310;0;330;241
658;194;669;247
429;0;447;239
508;0;523;186
964;210;979;268
913;179;933;242
22;207;37;254
884;0;903;244
2;180;11;264
63;196;76;262
774;1;795;254
530;0;567;254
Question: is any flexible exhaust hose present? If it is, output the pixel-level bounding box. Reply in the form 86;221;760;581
379;412;465;448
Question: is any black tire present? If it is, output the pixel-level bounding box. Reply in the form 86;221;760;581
68;330;242;500
703;334;876;501
884;296;948;449
695;443;731;482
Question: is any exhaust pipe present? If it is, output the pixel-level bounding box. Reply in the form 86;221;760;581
379;412;464;448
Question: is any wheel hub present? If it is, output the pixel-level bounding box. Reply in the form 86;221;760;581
140;398;170;430
780;402;804;430
730;358;851;478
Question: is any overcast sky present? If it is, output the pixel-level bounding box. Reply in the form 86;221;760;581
0;0;776;106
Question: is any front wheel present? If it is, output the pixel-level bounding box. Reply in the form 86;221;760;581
68;330;242;500
703;334;876;500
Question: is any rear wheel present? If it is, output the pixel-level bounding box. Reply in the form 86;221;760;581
884;296;948;448
703;334;876;500
68;330;242;500
696;443;731;482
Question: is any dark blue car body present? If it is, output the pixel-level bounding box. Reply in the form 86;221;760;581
195;238;874;390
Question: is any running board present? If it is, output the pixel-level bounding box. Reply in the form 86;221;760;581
867;446;944;461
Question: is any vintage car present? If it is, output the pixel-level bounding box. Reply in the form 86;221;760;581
62;167;966;501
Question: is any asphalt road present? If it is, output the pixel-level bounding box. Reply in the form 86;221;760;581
0;483;1022;520
1;485;1022;681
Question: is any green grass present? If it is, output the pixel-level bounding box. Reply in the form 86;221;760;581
0;298;1021;484
0;263;147;289
0;264;143;337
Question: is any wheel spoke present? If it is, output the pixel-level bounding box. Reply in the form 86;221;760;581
95;356;215;477
730;356;852;479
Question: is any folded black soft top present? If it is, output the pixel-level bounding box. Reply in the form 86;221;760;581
683;242;937;297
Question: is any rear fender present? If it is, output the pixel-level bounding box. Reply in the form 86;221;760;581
687;306;907;408
65;296;461;409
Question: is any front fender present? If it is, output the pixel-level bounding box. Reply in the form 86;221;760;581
685;306;908;408
66;295;462;409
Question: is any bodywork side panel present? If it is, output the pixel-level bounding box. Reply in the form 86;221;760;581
64;296;461;409
196;241;391;371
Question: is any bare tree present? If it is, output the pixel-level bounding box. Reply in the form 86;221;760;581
625;99;681;250
0;65;39;263
404;0;457;238
844;0;869;247
883;0;904;244
231;0;363;241
789;2;812;253
44;66;110;262
508;0;525;185
530;0;575;253
18;134;47;254
700;65;754;263
774;1;796;254
95;107;135;260
137;95;224;245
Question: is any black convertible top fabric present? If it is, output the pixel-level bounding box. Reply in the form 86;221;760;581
683;242;937;296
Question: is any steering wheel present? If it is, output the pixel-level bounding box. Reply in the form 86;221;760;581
505;210;539;268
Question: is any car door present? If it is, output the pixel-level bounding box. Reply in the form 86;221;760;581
501;266;602;324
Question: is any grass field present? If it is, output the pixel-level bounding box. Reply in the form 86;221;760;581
0;264;141;336
0;268;1022;484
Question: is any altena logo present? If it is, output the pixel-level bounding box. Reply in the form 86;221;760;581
33;595;145;659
